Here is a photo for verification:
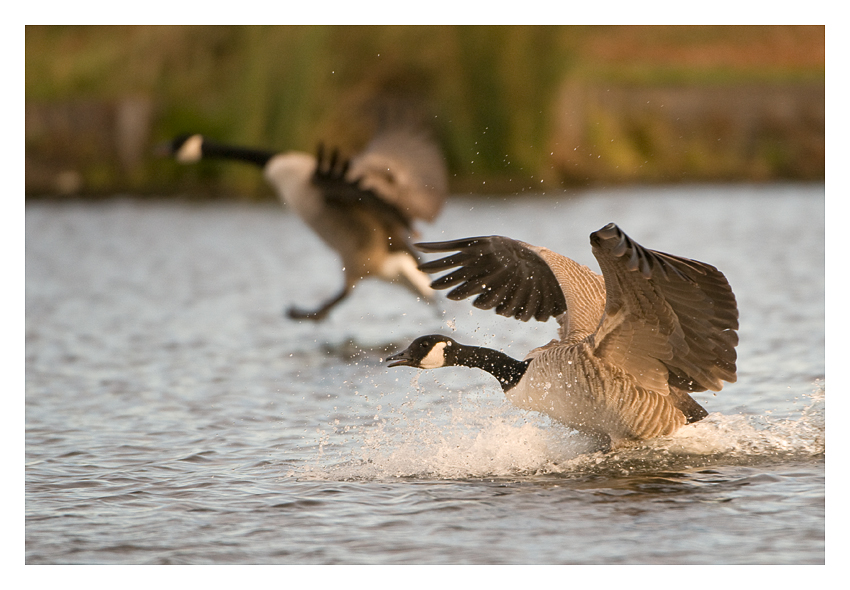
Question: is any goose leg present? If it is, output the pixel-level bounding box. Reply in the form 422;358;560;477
286;286;351;321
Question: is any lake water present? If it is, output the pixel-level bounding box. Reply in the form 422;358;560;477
25;184;825;564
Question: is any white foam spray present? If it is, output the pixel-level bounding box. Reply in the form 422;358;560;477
298;380;825;481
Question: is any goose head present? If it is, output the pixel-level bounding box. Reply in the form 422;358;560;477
386;335;459;369
156;133;205;163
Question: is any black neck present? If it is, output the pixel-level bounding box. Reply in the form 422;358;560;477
201;140;276;168
453;345;530;391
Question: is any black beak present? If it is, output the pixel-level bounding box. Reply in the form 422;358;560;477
386;348;416;368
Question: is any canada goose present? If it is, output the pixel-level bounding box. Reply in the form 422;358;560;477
164;129;448;320
386;223;739;448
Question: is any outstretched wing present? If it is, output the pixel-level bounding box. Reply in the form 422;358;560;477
417;236;605;345
417;236;566;322
348;129;448;223
590;223;739;395
311;143;413;236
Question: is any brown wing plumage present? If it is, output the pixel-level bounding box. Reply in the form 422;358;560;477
348;129;448;223
416;236;568;322
313;144;413;230
311;144;416;255
416;224;738;404
590;223;739;395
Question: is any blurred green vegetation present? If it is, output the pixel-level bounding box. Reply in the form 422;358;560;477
25;25;825;198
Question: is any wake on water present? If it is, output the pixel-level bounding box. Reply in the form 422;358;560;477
295;379;824;482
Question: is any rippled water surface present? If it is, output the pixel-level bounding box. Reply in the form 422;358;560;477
26;185;825;564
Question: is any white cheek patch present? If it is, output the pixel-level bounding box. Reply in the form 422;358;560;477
176;134;204;163
420;342;448;369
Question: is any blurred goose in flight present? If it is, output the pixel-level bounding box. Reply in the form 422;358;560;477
164;129;448;320
387;224;739;448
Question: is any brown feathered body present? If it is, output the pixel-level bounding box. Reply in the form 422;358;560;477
413;224;739;446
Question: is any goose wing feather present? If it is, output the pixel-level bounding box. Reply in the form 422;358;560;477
312;144;413;234
348;129;448;222
590;223;739;395
417;236;568;322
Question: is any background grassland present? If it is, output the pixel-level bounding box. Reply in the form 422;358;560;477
25;25;825;198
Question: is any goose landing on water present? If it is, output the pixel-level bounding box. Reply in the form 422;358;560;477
163;129;448;321
386;224;739;449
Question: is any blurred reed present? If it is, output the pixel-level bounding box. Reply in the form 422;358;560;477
25;25;824;197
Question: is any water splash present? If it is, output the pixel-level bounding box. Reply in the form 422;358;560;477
308;402;583;480
299;381;825;481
